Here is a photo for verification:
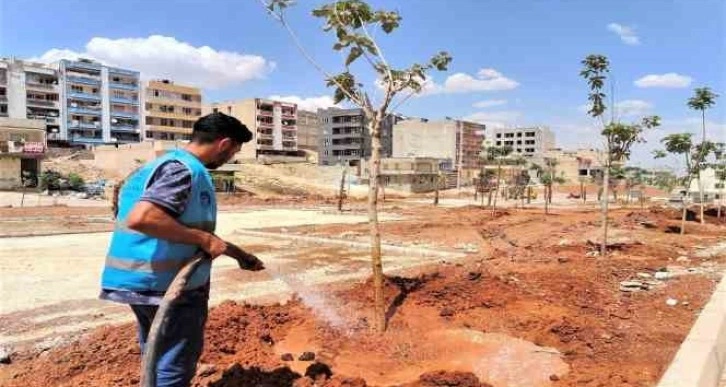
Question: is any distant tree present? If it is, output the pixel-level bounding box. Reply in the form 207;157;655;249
536;159;566;214
481;145;512;215
580;54;660;256
687;87;719;223
68;173;85;191
264;0;452;332
655;134;716;233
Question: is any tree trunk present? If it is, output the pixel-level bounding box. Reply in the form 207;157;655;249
434;174;440;206
492;161;502;216
368;118;385;332
699;109;706;224
338;167;347;212
601;166;611;256
527;186;531;204
580;181;584;203
719;187;723;220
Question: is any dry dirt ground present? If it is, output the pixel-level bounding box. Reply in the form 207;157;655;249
0;202;725;387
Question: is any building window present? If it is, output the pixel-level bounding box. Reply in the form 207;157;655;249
71;85;83;93
146;131;154;139
212;107;218;113
496;133;501;138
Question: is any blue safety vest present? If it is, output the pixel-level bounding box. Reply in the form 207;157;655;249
101;149;217;292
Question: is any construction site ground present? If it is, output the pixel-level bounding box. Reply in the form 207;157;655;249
1;195;725;387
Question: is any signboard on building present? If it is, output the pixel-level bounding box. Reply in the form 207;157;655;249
22;142;45;153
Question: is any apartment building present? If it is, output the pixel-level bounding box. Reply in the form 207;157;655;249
490;126;555;157
392;117;485;170
203;98;298;159
0;58;61;141
144;80;202;141
531;148;603;183
296;110;320;152
58;59;141;146
317;107;396;166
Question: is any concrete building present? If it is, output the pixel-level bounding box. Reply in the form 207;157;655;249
318;107;396;166
490;126;555;157
93;140;187;179
204;98;298;159
0;58;61;142
689;167;725;201
392;117;485;170
296;110;320;152
362;157;453;193
532;148;604;183
58;59;141;146
143;80;202;141
0;118;46;189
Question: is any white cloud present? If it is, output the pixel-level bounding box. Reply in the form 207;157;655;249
472;99;508;108
268;95;338;111
463;110;522;128
33;35;273;89
607;23;640;45
615;99;653;118
634;73;693;88
443;68;519;93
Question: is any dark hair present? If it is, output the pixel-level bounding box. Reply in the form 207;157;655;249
191;112;252;144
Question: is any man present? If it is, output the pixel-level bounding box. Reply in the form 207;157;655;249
100;112;262;386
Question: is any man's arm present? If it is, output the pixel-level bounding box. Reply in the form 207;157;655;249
126;201;227;258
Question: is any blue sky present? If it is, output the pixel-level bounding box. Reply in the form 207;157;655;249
2;0;724;168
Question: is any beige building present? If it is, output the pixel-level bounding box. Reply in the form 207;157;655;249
532;148;604;183
144;80;202;141
0;118;46;189
204;98;298;159
393;118;485;170
93;140;188;178
363;157;453;193
491;126;555;157
296;110;319;152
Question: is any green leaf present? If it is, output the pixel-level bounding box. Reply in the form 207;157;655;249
346;46;363;66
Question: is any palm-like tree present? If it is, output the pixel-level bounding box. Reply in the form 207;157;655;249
687;87;719;224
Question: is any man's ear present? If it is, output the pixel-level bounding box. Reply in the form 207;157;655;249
217;137;234;150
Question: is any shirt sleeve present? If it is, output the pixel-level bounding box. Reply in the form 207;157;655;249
140;160;193;217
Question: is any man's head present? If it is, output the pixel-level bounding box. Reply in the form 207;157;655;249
189;112;252;169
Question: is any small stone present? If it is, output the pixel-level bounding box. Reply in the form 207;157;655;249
620;281;646;292
666;298;678;306
298;351;316;361
196;364;217;377
304;362;333;380
636;272;652;279
0;346;12;365
557;257;570;264
439;307;455;317
655;272;672;280
676;256;690;263
281;353;294;361
467;271;482;281
683;301;690;306
549;374;560;381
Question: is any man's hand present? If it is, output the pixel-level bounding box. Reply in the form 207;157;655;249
224;243;265;271
200;234;228;259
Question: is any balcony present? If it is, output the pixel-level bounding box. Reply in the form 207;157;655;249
66;61;102;71
69;91;101;101
0;95;7;103
68;106;102;116
257;110;273;117
111;110;139;119
111;124;140;133
68;121;101;130
26;99;59;108
26;82;59;92
69;137;105;144
109;82;138;91
67;76;101;86
110;96;139;105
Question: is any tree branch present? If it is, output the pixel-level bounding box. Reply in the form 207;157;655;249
358;16;394;111
259;0;364;107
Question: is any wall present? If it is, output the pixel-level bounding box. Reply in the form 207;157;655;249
93;141;186;178
393;119;457;160
0;157;21;189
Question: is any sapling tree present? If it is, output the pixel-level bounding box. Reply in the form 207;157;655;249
654;134;716;233
687;87;719;223
264;0;452;332
580;54;660;256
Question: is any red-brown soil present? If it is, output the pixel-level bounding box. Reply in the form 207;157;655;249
1;206;724;386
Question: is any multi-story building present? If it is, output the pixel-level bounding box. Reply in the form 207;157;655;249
363;157;454;193
531;148;604;183
490;126;555;157
0;58;61;141
58;59;141;146
296;110;320;152
203;98;298;159
392;117;485;170
144;80;202;141
317;107;396;166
